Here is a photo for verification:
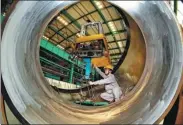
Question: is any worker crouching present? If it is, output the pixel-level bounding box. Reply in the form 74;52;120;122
89;65;123;103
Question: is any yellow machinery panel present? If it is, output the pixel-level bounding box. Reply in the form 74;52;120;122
75;34;109;52
76;34;112;67
76;34;105;43
91;56;111;67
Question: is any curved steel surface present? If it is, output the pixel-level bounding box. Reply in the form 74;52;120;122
1;1;183;124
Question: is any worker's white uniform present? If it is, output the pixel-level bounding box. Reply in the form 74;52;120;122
91;67;122;102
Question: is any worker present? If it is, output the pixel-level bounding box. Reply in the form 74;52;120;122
89;65;123;103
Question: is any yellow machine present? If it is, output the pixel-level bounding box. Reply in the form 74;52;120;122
74;22;111;68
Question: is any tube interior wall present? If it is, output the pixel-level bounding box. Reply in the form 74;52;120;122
115;11;146;85
1;1;183;124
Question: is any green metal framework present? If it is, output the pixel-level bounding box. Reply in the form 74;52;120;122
40;39;86;84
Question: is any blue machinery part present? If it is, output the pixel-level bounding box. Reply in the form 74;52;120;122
83;58;92;79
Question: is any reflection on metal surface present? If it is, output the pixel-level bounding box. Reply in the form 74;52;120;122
1;1;183;124
115;10;146;84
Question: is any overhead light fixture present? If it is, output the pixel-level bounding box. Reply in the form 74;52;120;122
65;21;68;26
57;45;65;50
111;27;115;30
94;1;104;9
98;4;103;9
57;16;68;26
111;28;116;32
108;22;113;26
43;35;49;40
117;41;123;48
95;1;100;5
76;33;81;37
108;22;116;31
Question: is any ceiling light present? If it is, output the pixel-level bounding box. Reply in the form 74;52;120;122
111;26;116;31
111;28;116;31
95;1;100;6
94;1;104;9
94;1;100;5
57;16;68;26
117;42;123;47
76;33;81;37
108;22;116;31
108;22;113;26
43;35;49;40
98;5;103;9
110;25;115;29
109;24;113;27
64;22;68;25
110;23;114;27
57;45;65;50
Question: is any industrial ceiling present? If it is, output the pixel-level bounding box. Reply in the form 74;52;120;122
43;1;128;66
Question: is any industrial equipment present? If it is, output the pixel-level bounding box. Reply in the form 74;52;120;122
73;22;112;80
1;1;183;124
68;22;112;105
74;22;111;67
75;22;106;57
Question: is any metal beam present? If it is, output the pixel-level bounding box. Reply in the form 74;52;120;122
111;57;121;60
111;58;119;61
48;26;74;43
111;61;119;63
108;38;127;43
105;29;126;36
174;0;178;15
49;24;74;40
48;1;126;46
58;6;114;32
47;3;78;32
48;26;66;39
105;18;123;24
63;29;127;42
61;10;81;29
47;9;83;45
50;8;84;44
110;55;121;58
57;9;91;44
56;4;124;44
110;53;122;56
90;0;122;54
109;47;119;50
52;18;123;41
51;18;125;42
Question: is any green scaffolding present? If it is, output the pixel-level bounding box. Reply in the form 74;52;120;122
40;39;86;84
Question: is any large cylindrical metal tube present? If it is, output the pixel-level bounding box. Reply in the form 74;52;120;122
1;1;183;124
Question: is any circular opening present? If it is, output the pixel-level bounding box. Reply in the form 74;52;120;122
39;1;146;107
2;1;182;124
